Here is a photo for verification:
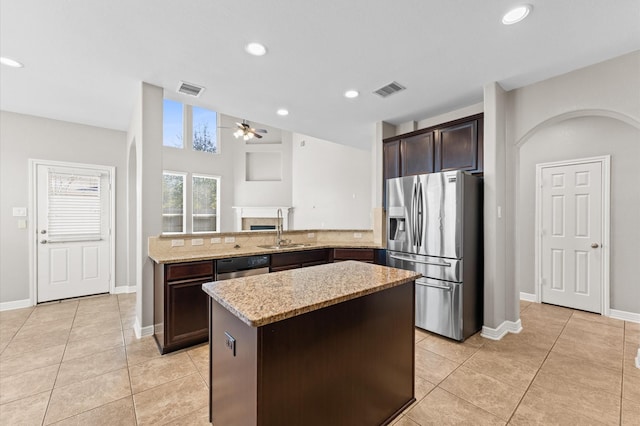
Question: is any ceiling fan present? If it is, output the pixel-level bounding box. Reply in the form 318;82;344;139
230;120;268;141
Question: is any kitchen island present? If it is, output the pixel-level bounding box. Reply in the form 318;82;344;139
202;261;420;426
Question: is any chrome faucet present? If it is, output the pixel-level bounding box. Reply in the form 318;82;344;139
276;208;283;246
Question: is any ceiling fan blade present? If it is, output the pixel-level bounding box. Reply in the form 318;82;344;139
253;133;263;139
255;129;268;133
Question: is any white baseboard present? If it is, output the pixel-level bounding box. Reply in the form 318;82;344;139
113;285;137;295
609;309;640;323
520;292;537;302
481;319;523;340
0;298;33;312
636;348;640;369
133;317;154;339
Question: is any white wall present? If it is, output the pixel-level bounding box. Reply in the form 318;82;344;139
0;111;127;304
292;134;372;229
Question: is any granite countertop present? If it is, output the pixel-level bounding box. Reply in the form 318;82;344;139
149;241;384;264
202;261;421;327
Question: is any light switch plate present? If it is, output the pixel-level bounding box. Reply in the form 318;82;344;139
224;236;235;243
353;232;362;238
12;207;27;217
211;237;222;244
191;238;204;246
307;232;315;238
171;239;185;247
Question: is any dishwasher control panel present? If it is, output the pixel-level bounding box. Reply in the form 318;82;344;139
216;255;270;275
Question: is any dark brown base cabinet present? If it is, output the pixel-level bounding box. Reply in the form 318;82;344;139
154;260;214;354
209;281;415;425
269;248;331;272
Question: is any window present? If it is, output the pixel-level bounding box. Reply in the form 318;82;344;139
192;175;219;233
192;107;218;153
162;172;186;233
163;99;219;153
163;99;183;148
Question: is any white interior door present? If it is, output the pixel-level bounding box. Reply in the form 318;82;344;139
539;161;604;313
36;164;111;302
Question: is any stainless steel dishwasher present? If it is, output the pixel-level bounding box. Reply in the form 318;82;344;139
215;255;270;280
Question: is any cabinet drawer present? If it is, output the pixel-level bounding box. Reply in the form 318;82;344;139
271;249;329;268
333;248;374;262
166;260;214;281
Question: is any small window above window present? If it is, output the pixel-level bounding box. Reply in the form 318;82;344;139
163;100;183;148
193;107;218;153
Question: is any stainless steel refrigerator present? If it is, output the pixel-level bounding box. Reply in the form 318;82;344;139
386;171;482;341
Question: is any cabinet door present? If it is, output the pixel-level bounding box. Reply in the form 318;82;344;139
383;140;401;208
166;279;210;349
401;132;434;176
435;120;478;172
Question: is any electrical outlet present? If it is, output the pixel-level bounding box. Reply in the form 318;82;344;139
171;239;184;247
353;232;362;238
224;236;236;243
224;332;236;357
307;232;315;238
211;237;222;244
191;238;203;246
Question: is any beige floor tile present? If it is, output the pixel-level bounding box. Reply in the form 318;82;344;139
520;303;573;323
414;375;436;402
536;351;622;396
563;317;625;346
123;328;139;345
187;343;209;384
623;372;640;402
68;320;122;342
463;348;538;390
391;415;420;426
0;306;34;323
55;346;127;388
622;397;640;426
526;382;620;425
417;334;480;364
161;406;210;426
27;302;77;321
44;368;131;424
129;352;197;394
133;373;209;425
126;336;162;366
509;316;564;351
0;343;65;378
62;329;124;362
519;300;532;311
552;334;623;372
482;336;550;369
439;366;525;421
1;329;70;359
0;317;28;334
0;364;58;405
72;310;121;328
509;387;608;426
571;310;625;328
120;314;137;330
460;331;487;349
624;341;640;378
414;346;459;384
14;318;73;341
405;387;505;425
50;396;136;426
625;322;640;344
414;328;431;344
0;390;50;426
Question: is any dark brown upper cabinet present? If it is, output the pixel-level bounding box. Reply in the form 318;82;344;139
401;132;435;176
382;139;401;208
435;119;483;173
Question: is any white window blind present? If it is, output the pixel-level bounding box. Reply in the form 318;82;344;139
48;171;102;241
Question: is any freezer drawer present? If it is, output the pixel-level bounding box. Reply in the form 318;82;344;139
415;277;463;341
386;251;461;282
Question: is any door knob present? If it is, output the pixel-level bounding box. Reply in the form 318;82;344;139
591;243;599;248
40;239;47;244
41;230;47;234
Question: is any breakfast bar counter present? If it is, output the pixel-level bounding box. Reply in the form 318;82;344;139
202;261;420;425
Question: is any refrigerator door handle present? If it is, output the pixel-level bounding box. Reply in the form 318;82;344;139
388;254;452;267
411;182;418;247
417;181;424;246
416;278;453;291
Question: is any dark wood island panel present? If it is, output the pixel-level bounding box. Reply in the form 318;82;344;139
208;266;416;425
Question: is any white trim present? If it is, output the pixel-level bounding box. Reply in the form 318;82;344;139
28;159;116;305
113;286;137;295
133;316;154;339
520;292;537;302
0;299;33;312
609;309;640;324
481;319;523;340
635;348;640;369
534;155;611;315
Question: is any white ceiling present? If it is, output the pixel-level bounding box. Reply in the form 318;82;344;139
1;1;639;149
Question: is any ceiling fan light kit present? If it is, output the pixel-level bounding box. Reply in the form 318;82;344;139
232;120;267;140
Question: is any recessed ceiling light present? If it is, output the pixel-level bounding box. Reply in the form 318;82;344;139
344;90;359;99
0;56;24;68
277;109;289;116
245;42;267;56
502;5;532;25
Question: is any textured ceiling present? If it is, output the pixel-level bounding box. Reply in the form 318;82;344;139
1;0;639;149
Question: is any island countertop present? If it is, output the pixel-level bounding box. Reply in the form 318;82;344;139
202;260;421;327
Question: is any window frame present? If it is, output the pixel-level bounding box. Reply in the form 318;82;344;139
162;99;185;149
161;171;187;235
191;174;221;234
162;99;221;155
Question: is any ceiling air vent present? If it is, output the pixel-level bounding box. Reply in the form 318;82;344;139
373;81;406;98
177;81;205;97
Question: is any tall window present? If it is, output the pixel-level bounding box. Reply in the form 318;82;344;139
193;107;218;153
163;100;183;148
163;99;218;153
192;175;219;233
162;172;185;233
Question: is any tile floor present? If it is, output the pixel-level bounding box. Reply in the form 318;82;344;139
0;295;638;425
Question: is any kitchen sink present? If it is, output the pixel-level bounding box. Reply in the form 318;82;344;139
257;243;311;250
